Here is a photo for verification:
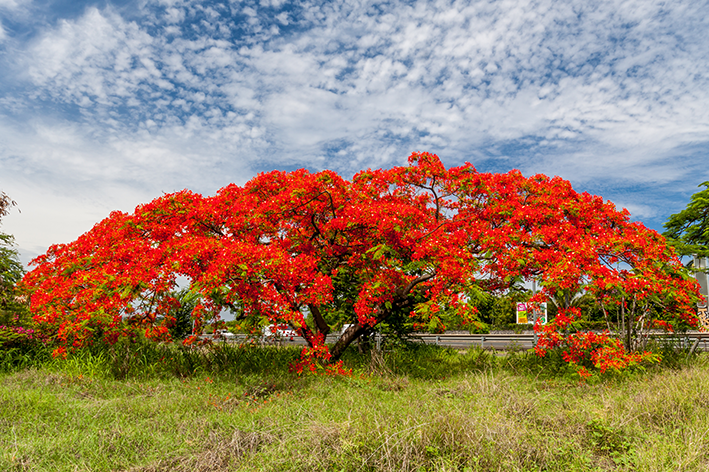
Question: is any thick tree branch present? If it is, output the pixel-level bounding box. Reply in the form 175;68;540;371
308;303;331;336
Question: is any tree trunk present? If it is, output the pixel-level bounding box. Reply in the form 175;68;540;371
330;321;368;360
328;272;434;361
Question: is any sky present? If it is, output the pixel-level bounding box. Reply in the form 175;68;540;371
1;0;708;268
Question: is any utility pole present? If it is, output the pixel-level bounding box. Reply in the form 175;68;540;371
695;255;708;300
532;278;538;347
695;256;709;331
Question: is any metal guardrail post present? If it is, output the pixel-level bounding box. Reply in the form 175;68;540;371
481;336;485;349
689;338;701;357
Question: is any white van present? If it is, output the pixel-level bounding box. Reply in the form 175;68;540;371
262;324;298;340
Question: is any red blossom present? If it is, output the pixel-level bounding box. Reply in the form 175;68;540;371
21;152;702;372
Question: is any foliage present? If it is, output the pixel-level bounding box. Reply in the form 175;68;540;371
0;191;15;221
663;181;709;260
0;325;53;372
473;289;529;328
0;325;38;349
165;288;200;340
21;153;701;374
0;191;27;326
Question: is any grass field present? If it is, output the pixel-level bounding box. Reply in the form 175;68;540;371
1;344;708;471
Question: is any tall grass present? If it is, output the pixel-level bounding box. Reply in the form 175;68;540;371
1;340;708;471
1;335;700;384
1;352;708;471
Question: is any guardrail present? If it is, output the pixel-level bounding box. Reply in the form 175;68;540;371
207;332;709;352
413;333;535;350
414;332;709;352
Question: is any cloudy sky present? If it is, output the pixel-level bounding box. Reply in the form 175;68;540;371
1;0;708;266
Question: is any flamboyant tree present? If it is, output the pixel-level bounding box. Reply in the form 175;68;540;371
448;168;701;373
22;153;701;373
662;181;709;333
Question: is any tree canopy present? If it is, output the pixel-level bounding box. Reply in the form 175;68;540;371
21;153;701;373
0;191;25;325
663;181;709;260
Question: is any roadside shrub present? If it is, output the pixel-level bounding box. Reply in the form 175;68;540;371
0;325;53;371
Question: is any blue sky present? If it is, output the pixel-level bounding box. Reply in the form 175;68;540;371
1;0;709;266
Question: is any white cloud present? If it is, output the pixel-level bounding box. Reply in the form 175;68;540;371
26;8;157;105
0;0;31;44
0;0;29;9
2;0;709;261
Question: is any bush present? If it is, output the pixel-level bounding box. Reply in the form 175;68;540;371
0;325;53;372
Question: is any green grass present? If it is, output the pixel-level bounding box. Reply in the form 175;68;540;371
1;344;708;471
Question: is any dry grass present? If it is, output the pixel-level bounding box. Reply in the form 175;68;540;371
129;429;277;472
1;352;708;471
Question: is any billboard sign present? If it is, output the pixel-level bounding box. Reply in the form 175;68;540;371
699;305;709;332
516;302;548;325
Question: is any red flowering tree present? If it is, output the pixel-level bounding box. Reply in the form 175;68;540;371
21;153;702;373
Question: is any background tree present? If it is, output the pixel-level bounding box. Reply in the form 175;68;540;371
663;181;709;261
663;181;709;333
0;191;26;326
164;288;200;340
